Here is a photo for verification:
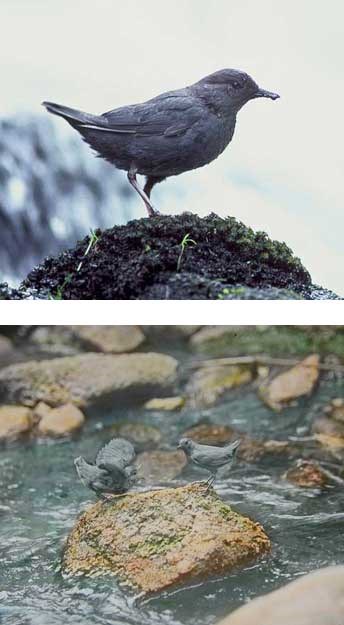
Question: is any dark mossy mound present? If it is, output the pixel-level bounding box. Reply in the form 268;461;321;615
21;213;335;300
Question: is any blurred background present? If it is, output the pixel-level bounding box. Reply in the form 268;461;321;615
0;1;343;294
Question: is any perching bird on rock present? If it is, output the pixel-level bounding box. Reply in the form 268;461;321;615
74;438;137;499
177;437;240;491
43;69;279;217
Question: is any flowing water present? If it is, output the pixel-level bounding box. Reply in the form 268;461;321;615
0;355;343;625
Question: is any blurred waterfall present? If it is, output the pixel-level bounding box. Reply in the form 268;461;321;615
0;114;135;283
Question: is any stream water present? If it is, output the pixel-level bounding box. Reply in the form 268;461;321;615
0;348;343;625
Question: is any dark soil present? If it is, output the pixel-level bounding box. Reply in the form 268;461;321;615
21;212;316;300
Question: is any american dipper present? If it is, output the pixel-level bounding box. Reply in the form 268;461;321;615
43;69;279;216
74;437;137;499
177;437;240;491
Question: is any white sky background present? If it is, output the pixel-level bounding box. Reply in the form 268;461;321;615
0;0;343;295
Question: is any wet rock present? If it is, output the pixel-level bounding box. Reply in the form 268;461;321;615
108;423;161;451
0;352;178;408
70;325;145;353
187;365;253;407
312;415;344;439
144;326;201;340
190;326;250;350
136;450;187;482
32;401;52;423
28;327;81;356
283;460;328;488
37;403;85;437
218;566;344;625
63;483;270;593
183;424;236;446
144;396;185;411
323;398;344;423
0;405;33;440
260;354;320;411
0;335;13;355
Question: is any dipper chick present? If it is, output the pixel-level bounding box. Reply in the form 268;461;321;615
43;69;279;217
177;437;240;491
74;437;137;499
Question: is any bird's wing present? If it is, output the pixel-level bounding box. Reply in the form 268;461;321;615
81;94;204;138
96;438;135;472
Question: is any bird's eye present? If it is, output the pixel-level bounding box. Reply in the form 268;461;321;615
232;81;241;89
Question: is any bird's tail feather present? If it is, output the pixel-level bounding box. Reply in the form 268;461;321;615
42;101;105;127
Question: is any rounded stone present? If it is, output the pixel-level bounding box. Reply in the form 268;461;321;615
37;403;85;437
62;483;270;594
0;405;33;440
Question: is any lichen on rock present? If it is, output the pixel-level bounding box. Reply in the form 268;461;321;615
63;483;270;593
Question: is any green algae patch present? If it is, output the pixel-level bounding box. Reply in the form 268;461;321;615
62;483;270;594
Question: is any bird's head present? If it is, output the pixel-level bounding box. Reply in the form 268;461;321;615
195;68;279;113
177;437;195;455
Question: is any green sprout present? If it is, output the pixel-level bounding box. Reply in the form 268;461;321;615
48;273;73;300
77;228;100;272
177;233;197;272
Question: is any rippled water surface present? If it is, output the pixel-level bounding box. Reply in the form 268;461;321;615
1;372;343;625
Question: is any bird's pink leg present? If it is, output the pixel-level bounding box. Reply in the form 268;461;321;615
127;168;158;217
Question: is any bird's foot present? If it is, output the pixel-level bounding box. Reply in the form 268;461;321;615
145;203;160;218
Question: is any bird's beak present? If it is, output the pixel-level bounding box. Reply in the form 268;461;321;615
254;88;280;100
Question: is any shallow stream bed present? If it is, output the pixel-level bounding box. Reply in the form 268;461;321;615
0;347;343;625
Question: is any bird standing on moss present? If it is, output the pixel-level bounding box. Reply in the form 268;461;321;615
177;437;240;492
74;438;137;499
43;69;279;217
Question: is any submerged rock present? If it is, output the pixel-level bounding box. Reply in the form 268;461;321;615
0;352;178;408
19;212;336;300
144;396;185;411
37;403;85;437
107;423;162;451
187;364;253;407
283;460;329;488
260;354;320;411
0;405;33;440
136;450;187;481
218;566;344;625
63;483;270;593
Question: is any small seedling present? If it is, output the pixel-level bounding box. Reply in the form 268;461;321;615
77;228;100;272
48;273;73;300
177;233;197;272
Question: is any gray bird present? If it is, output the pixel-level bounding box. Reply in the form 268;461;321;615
43;69;279;217
177;437;240;491
74;437;137;499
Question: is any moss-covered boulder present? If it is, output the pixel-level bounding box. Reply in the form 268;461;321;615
0;352;178;408
19;213;339;300
63;483;270;593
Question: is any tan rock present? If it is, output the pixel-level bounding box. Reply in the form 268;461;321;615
323;398;344;423
187;365;253;407
0;334;13;354
0;405;33;440
38;403;85;437
136;450;187;482
63;483;270;593
144;396;185;411
260;354;320;411
190;326;248;348
32;401;52;422
283;460;328;488
70;325;145;353
312;415;344;439
0;352;178;407
217;566;344;625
